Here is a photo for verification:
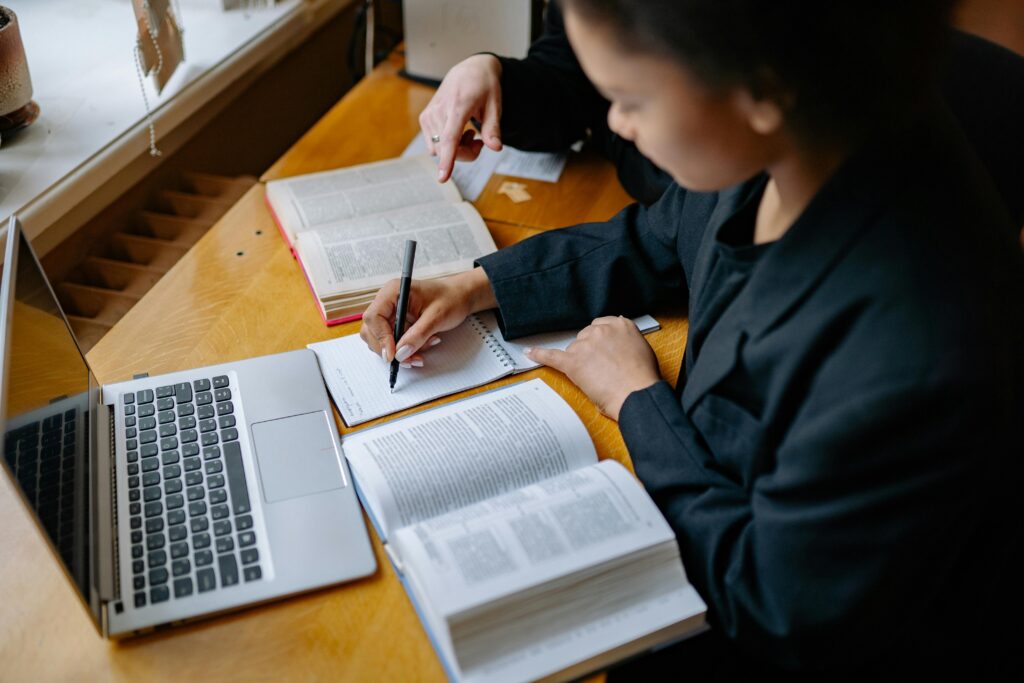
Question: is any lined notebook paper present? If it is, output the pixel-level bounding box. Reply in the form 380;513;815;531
309;311;659;426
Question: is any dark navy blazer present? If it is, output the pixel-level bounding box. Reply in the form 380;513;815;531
476;102;1024;677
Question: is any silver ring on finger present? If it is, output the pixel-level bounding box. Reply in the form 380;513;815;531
431;134;441;143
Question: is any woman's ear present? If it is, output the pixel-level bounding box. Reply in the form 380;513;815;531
735;89;785;136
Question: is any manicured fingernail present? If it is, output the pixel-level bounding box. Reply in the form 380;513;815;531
400;362;412;369
395;345;414;362
430;337;442;347
523;347;533;355
438;169;445;181
411;360;424;368
381;348;388;362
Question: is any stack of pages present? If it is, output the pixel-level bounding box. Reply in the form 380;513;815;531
265;156;497;325
342;379;708;683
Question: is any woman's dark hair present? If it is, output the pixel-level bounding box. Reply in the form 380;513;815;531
559;0;958;146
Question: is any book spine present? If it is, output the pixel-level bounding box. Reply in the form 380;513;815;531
467;315;515;369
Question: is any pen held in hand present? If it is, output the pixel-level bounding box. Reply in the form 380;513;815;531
390;239;418;393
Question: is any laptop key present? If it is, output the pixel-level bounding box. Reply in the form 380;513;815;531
214;520;232;536
236;515;253;531
185;471;202;486
159;423;176;437
134;576;145;590
143;486;161;502
212;376;229;389
137;390;154;404
198;405;215;420
195;550;214;567
129;476;141;489
187;486;205;501
140;430;157;445
142;472;160;486
134;592;146;608
126;428;137;439
199;419;216;433
126;439;138;451
149;567;169;585
243;566;262;582
158;411;175;426
142;458;159;473
218;554;239;587
163;465;181;479
208;474;225;489
193;378;211;392
196;392;213;406
141;443;159;458
139;416;156;430
180;429;198;444
127;449;138;463
130;502;142;516
156;386;173;399
131;530;143;544
174;577;193;598
191;517;209;533
197;568;216;592
170;542;189;559
203;446;221;461
130;516;143;530
194;532;211;549
162;451;180;466
240;548;259;565
165;479;182;494
138;404;155;418
184;456;201;472
166;494;185;510
167;510;186;526
127;463;139;476
214;388;231;402
132;544;144;560
218;415;236;429
144;501;162;517
125;404;136;416
179;416;196;430
145;518;163;533
160;437;178;451
216;402;234;417
238;531;256;548
147;534;165;550
148;550;167;566
182;443;200;457
223;442;251;514
169;525;187;542
177;403;195;417
172;559;190;577
189;501;207;516
211;504;229;520
216;537;234;553
151;586;170;604
205;460;223;475
201;433;218;447
125;392;136;404
174;383;193;404
133;560;145;574
157;398;174;411
221;428;239;443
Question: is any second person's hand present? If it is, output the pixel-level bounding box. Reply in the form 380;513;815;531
419;54;504;183
360;268;498;364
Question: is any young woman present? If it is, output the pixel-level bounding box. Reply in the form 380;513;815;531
362;1;1023;677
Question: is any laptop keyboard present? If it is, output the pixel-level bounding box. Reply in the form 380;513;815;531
4;409;79;568
121;375;262;609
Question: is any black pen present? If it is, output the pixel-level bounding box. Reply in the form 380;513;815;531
390;239;417;393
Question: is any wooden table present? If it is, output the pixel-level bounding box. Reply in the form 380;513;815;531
0;50;688;681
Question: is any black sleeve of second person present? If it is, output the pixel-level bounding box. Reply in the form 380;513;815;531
495;4;609;151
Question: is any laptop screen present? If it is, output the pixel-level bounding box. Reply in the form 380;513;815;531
1;227;93;601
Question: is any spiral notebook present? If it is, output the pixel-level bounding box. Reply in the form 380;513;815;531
308;311;659;426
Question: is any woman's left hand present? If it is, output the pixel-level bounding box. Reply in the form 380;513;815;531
525;316;662;421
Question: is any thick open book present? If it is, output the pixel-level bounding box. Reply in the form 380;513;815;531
265;156;498;325
309;311;660;426
343;379;708;683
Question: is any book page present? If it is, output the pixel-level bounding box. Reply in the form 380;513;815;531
295;202;496;298
309;316;515;427
391;460;677;617
403;134;502;201
265;156;463;239
342;379;598;539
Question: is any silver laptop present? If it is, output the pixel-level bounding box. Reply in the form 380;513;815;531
0;217;376;637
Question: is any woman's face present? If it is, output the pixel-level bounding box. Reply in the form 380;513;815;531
564;8;783;192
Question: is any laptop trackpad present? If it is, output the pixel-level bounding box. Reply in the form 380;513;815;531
252;412;344;503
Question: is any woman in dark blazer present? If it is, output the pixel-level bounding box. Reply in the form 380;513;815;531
365;0;1024;677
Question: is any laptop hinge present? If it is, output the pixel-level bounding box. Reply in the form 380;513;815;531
93;401;118;605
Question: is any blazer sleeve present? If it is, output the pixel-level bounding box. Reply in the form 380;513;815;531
475;184;711;338
494;4;609;151
617;369;1004;671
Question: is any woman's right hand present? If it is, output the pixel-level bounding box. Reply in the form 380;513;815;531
360;268;498;364
419;54;504;183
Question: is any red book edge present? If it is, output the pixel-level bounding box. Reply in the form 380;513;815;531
263;188;364;327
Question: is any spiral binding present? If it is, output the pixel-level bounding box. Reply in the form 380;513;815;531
467;315;514;369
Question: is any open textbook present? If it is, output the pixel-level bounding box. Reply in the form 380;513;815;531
309;311;660;426
342;379;708;683
265;156;498;325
